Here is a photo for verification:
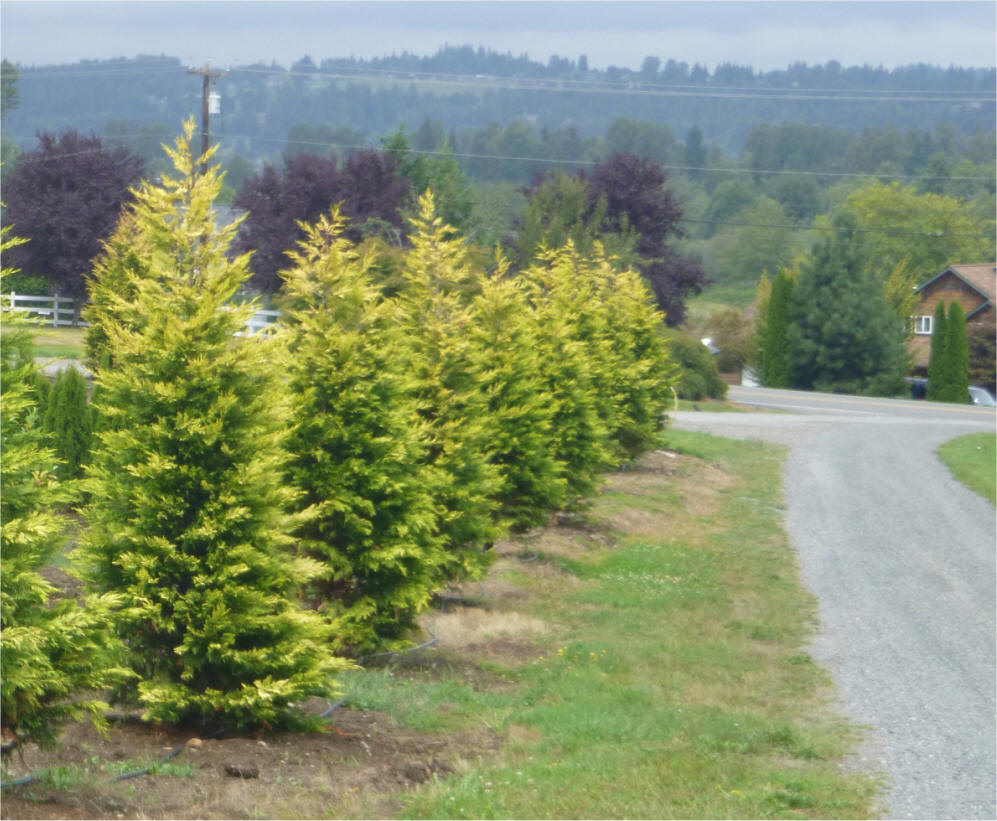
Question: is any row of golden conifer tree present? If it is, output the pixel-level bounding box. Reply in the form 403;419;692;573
2;120;675;745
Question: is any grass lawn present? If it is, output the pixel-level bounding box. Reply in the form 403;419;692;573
936;432;997;506
28;327;86;360
369;430;879;819
684;282;758;326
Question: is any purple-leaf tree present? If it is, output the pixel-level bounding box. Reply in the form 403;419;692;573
2;131;143;302
587;152;704;325
233;151;408;293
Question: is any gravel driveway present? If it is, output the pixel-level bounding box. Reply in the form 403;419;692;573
673;393;996;820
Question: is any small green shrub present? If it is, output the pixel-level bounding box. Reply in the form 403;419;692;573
42;367;93;480
667;331;728;400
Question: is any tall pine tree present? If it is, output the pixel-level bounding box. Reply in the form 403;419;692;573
787;214;907;396
81;120;348;731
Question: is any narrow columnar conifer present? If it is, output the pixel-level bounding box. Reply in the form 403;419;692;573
81;120;348;731
926;301;949;401
394;191;501;582
279;208;447;654
941;301;970;403
42;366;92;480
1;225;127;750
760;270;795;388
467;254;568;531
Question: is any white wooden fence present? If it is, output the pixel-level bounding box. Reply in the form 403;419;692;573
2;293;81;327
2;293;283;337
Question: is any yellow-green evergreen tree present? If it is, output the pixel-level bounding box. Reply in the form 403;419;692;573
81;120;348;731
468;254;568;531
1;225;127;749
394;191;501;581
279;208;447;654
521;243;614;500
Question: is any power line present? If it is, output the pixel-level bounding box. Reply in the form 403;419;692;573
681;217;994;239
7;131;995;188
246;135;997;184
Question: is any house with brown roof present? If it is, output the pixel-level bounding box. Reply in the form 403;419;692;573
909;263;996;370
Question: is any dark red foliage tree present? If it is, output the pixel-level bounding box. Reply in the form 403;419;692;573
518;153;704;325
587;152;704;325
338;150;409;242
233;151;408;292
2;131;143;300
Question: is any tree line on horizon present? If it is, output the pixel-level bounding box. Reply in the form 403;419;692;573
2;47;994;166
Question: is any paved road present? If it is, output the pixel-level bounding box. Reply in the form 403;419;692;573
673;388;996;820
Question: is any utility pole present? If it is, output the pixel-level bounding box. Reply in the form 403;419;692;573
187;62;225;173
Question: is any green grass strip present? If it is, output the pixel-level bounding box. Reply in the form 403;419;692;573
937;432;996;506
357;429;879;819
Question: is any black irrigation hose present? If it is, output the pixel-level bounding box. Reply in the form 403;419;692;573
2;722;229;789
109;741;187;782
357;631;438;663
1;774;37;789
319;698;347;719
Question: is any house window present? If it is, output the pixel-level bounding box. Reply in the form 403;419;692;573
913;315;932;335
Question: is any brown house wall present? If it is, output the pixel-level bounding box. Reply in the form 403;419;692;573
908;275;991;369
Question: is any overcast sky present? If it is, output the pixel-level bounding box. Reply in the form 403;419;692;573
2;1;995;73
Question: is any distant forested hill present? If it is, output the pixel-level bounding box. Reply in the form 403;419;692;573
4;48;994;168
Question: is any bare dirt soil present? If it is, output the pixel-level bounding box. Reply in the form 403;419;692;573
2;699;503;820
1;504;626;820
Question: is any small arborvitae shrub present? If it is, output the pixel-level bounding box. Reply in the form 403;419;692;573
279;208;448;655
42;366;93;480
81;120;349;732
1;225;127;751
392;191;501;583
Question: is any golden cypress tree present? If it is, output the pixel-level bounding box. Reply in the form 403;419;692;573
81;120;349;731
467;253;569;531
279;208;448;654
394;191;501;581
521;242;614;501
2;224;127;749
